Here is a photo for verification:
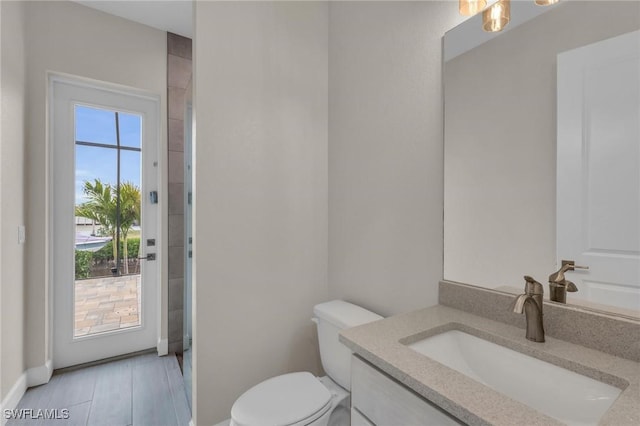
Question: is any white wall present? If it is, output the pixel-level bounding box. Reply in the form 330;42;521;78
1;0;26;402
328;1;463;316
23;0;167;373
0;0;3;406
193;2;328;424
443;1;640;289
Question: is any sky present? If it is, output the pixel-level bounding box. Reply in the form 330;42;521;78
75;105;142;205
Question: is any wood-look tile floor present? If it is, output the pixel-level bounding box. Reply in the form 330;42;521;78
8;353;191;426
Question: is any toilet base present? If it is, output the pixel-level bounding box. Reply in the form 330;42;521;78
315;376;350;426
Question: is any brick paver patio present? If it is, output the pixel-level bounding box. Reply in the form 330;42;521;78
74;275;141;337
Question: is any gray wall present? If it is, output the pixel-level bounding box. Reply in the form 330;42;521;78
1;0;26;402
328;1;463;316
443;1;640;289
193;1;463;423
193;2;329;423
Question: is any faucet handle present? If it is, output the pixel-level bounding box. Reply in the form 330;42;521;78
564;280;578;292
523;275;543;295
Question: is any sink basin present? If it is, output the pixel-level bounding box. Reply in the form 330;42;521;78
407;330;621;425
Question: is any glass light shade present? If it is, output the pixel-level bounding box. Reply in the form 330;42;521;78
483;0;511;32
535;0;560;5
459;0;487;16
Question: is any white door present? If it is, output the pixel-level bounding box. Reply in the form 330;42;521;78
557;30;640;312
51;76;161;368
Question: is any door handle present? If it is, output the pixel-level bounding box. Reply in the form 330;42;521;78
561;259;589;271
139;253;156;261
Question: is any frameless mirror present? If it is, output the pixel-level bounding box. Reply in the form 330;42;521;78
443;0;640;318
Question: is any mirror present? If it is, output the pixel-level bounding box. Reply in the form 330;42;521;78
443;1;640;318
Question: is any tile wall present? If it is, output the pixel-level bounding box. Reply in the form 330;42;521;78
167;33;192;354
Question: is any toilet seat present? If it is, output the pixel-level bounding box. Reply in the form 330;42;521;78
231;372;332;426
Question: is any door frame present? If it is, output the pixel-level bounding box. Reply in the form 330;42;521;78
48;73;165;368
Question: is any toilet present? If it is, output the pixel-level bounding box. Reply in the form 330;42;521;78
229;300;382;426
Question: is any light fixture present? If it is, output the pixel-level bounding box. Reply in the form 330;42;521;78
483;0;511;33
459;0;487;16
535;0;560;5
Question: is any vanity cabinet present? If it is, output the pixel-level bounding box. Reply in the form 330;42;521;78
350;355;463;426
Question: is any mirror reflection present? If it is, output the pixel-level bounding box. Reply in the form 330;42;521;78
443;1;640;317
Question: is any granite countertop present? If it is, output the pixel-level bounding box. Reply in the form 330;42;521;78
339;305;640;426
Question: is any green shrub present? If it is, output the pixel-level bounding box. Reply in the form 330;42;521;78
92;237;140;262
93;241;112;262
75;250;93;279
126;238;140;259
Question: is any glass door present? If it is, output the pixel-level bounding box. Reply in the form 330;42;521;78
52;77;160;369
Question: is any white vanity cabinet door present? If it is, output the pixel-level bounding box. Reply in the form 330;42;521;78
351;355;463;426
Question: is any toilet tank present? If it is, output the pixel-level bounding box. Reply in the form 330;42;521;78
313;300;382;391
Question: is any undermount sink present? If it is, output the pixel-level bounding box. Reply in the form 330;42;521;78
407;330;622;425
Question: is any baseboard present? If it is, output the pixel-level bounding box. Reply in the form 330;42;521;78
26;359;53;387
157;338;168;356
0;359;53;425
0;372;27;426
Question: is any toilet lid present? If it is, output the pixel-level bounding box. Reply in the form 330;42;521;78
231;372;332;426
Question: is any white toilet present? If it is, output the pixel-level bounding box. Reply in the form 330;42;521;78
229;300;382;426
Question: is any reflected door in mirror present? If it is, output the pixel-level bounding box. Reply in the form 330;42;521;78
557;30;640;312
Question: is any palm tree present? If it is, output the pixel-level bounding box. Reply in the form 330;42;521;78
119;182;141;274
76;179;141;274
76;179;118;260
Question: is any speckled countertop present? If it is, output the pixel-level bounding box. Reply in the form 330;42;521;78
339;305;640;426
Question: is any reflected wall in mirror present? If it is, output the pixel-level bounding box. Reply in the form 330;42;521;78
443;1;640;318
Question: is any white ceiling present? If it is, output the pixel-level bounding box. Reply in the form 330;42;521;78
72;0;193;38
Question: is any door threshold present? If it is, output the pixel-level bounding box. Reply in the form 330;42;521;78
53;347;157;375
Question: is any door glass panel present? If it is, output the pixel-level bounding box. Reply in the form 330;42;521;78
121;150;142;184
75;105;117;146
74;107;143;337
119;112;142;149
75;145;117;194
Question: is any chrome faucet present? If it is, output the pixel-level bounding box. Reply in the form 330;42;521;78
548;260;589;303
511;276;545;342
